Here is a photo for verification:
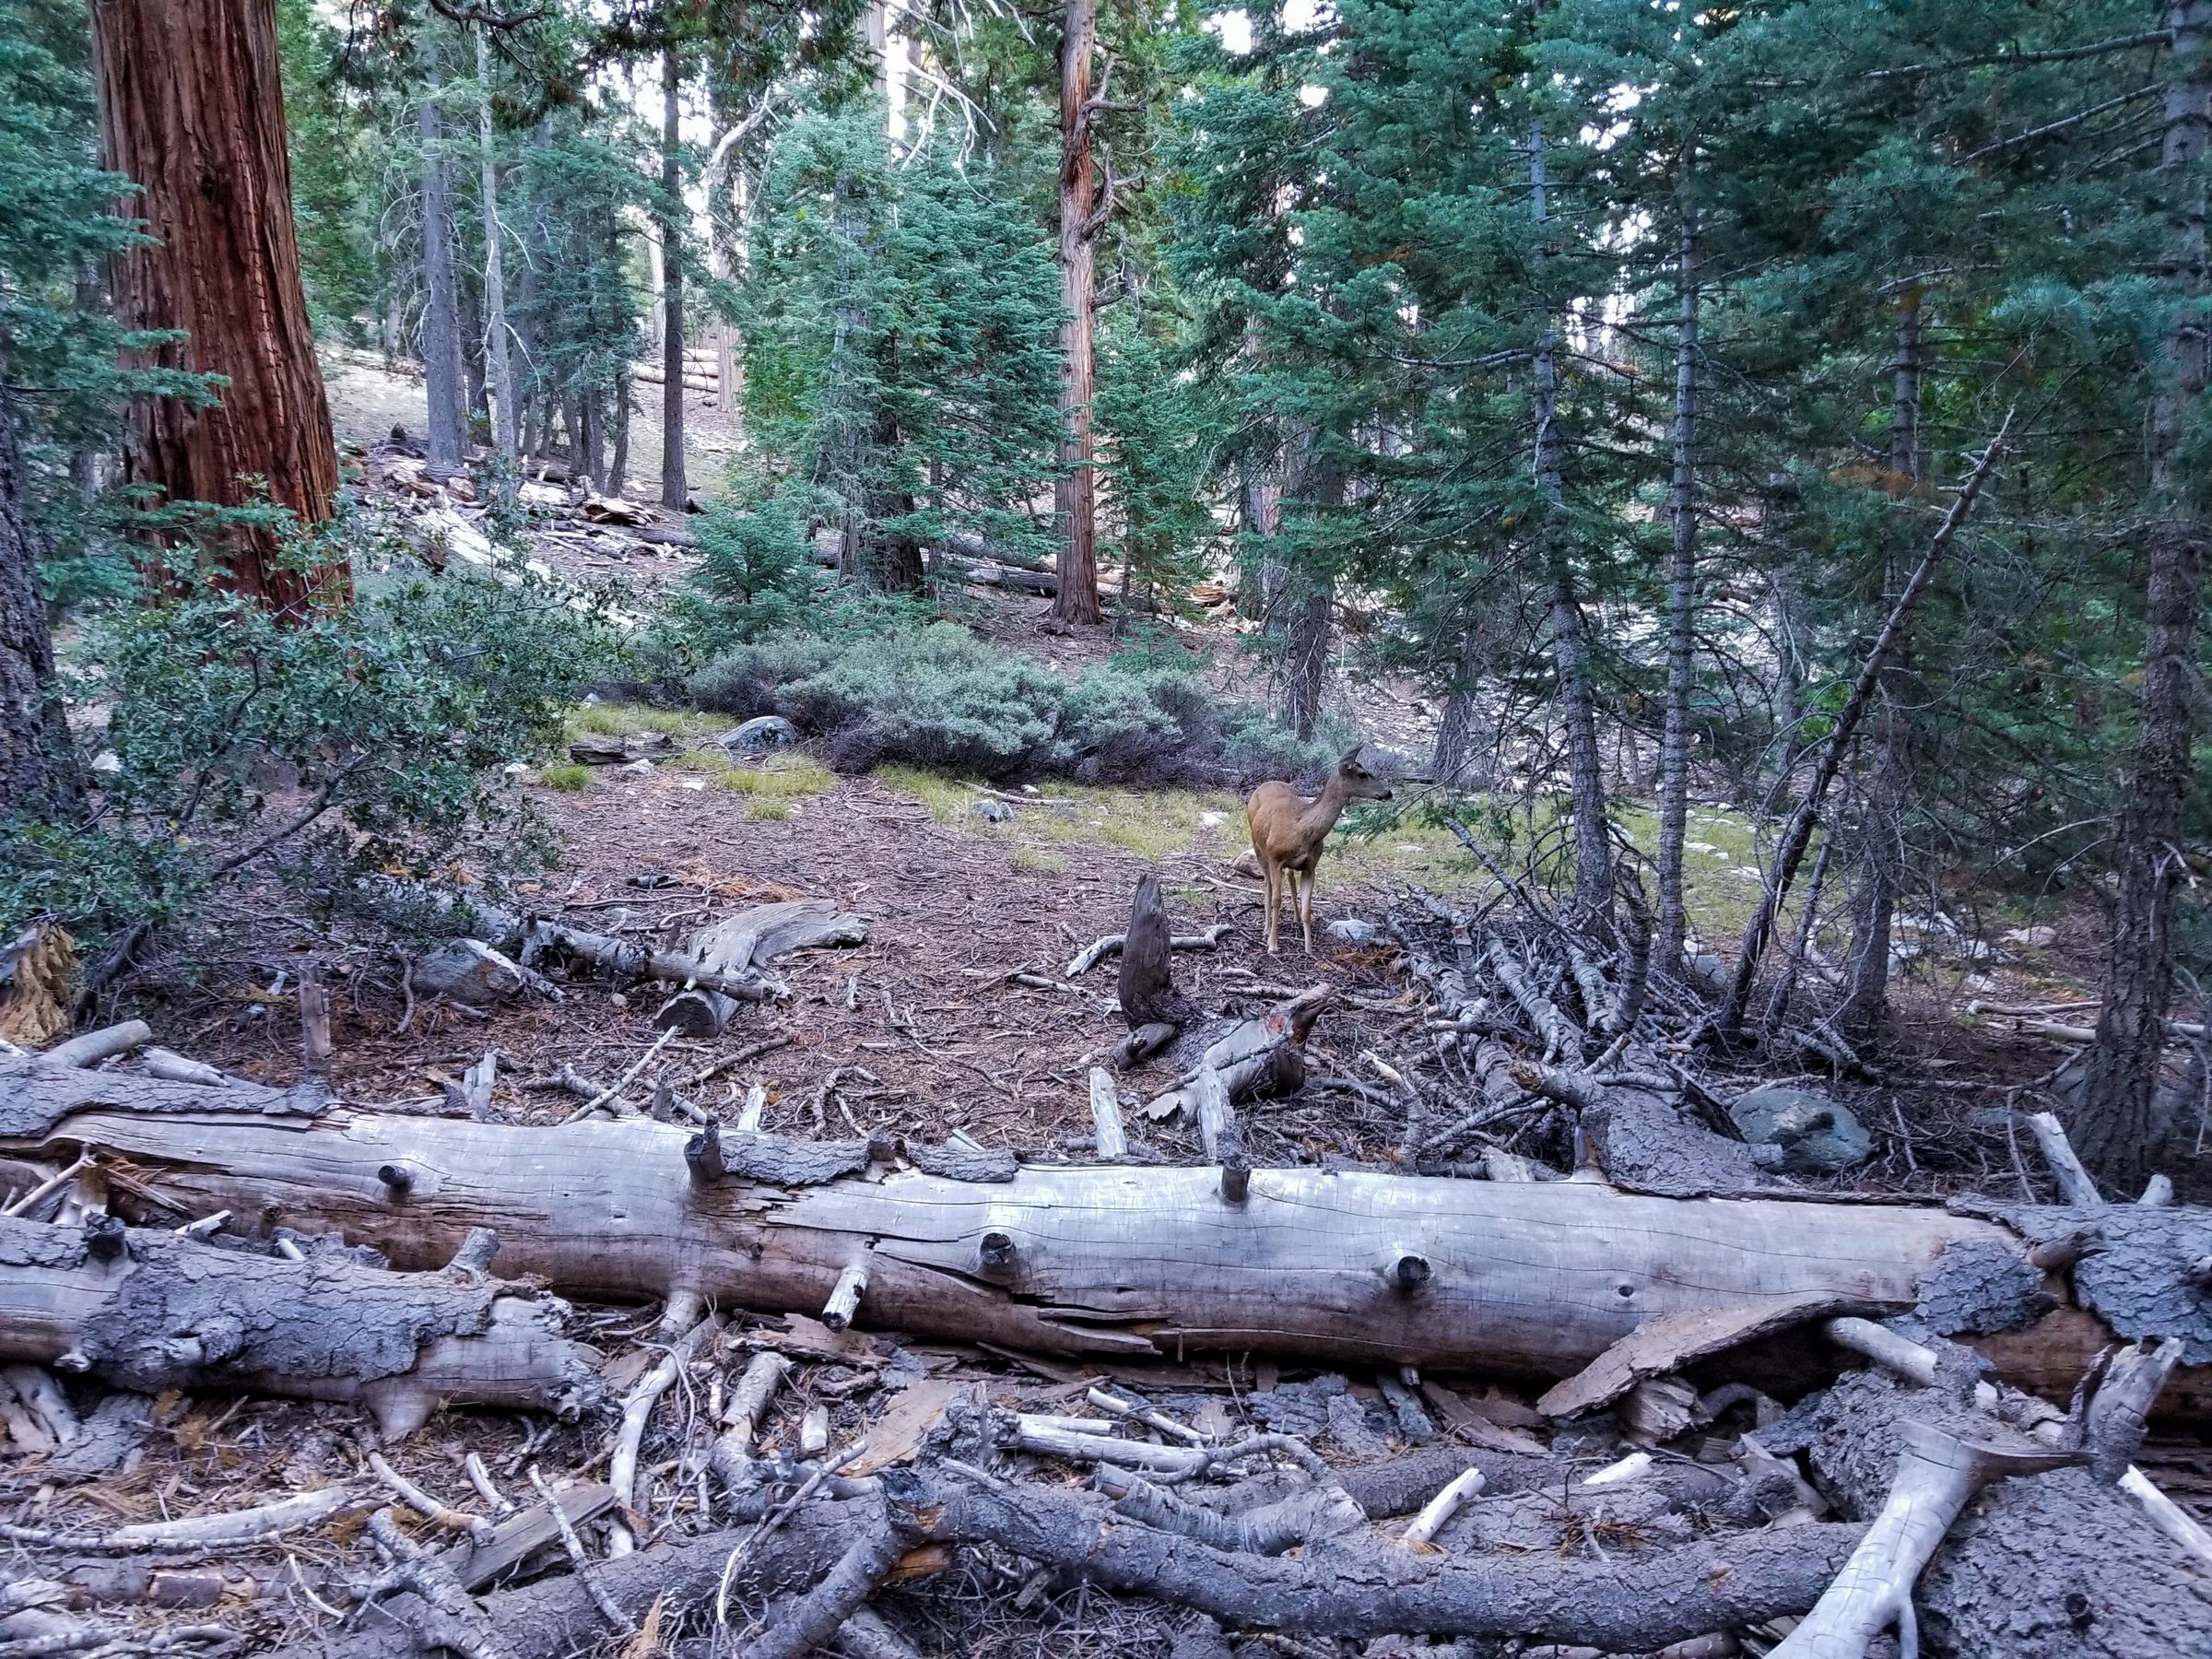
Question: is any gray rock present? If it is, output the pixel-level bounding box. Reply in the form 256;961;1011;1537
720;714;798;753
410;938;531;1006
973;798;1014;824
1727;1083;1871;1175
618;758;656;776
1325;918;1380;946
1685;952;1727;997
2001;924;2058;948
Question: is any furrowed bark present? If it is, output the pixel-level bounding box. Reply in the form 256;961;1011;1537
419;41;467;482
2073;0;2212;1194
659;45;688;512
0;382;74;813
7;1064;2206;1409
1052;0;1101;625
1653;207;1700;982
0;1212;600;1439
91;0;348;609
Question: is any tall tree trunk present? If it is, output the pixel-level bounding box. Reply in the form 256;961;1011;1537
418;42;466;483
89;0;347;613
1051;0;1102;625
1530;123;1612;924
0;381;74;815
1432;617;1489;787
2071;0;2212;1191
476;27;516;495
659;48;688;512
1653;213;1700;982
1280;431;1337;741
1840;288;1926;1041
607;371;633;500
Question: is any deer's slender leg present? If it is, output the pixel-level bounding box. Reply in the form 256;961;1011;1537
1298;869;1317;954
1262;860;1280;955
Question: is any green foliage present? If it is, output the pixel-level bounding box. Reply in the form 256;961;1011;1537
0;0;213;606
276;0;381;339
688;620;1331;785
738;104;1065;590
0;519;613;941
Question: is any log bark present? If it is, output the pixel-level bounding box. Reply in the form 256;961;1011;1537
1117;873;1200;1030
0;1213;600;1438
91;0;347;610
6;1061;2207;1410
1776;1368;2212;1658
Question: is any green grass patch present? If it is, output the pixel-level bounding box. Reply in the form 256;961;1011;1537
541;763;594;793
747;795;794;820
564;700;722;746
1013;843;1065;874
717;754;835;798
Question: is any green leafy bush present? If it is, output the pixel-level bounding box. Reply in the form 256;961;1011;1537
688;622;1335;787
0;528;612;941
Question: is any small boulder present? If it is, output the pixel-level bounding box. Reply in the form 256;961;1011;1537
1684;953;1727;997
2002;924;2058;949
973;798;1014;824
720;715;798;754
1198;810;1228;830
1326;918;1380;946
1727;1083;1870;1175
410;939;530;1006
618;758;656;777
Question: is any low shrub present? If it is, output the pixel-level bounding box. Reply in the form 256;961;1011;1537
1;524;614;942
542;763;594;792
688;621;1335;788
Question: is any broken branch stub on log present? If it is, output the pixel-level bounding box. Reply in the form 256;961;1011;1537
9;1057;2207;1408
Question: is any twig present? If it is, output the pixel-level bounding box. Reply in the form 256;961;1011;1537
527;1465;637;1636
563;1028;677;1123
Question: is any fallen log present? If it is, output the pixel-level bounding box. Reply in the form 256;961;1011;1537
652;900;868;1037
6;1059;2208;1410
0;1212;601;1438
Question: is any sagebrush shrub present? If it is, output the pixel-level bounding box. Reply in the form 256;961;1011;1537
688;622;1335;787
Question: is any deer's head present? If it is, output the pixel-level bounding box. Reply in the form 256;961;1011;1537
1334;745;1394;802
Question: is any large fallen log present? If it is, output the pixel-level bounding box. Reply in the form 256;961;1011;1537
5;1060;2207;1410
0;1213;601;1438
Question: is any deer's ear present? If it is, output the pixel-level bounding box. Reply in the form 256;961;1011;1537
1338;745;1364;768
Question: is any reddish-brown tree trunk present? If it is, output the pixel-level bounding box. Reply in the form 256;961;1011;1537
1052;0;1101;626
90;0;347;614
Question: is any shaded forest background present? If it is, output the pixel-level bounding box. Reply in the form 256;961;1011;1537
3;0;2212;1194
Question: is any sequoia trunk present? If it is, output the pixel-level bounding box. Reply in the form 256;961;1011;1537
90;0;347;612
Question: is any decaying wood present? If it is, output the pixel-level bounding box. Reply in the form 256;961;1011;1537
650;900;869;1036
1113;874;1203;1029
1143;986;1331;1120
1774;1365;2212;1658
1536;1292;1865;1419
0;1212;600;1439
8;1062;2205;1406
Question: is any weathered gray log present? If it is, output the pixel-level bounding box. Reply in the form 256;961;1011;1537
653;900;869;1036
1771;1368;2212;1658
6;1061;2207;1409
0;1213;601;1439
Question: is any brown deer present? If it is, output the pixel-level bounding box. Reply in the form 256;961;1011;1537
1245;746;1394;955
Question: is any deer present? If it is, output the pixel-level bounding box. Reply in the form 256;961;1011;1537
1244;746;1394;955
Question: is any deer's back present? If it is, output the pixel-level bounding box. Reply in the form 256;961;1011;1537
1246;781;1317;865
